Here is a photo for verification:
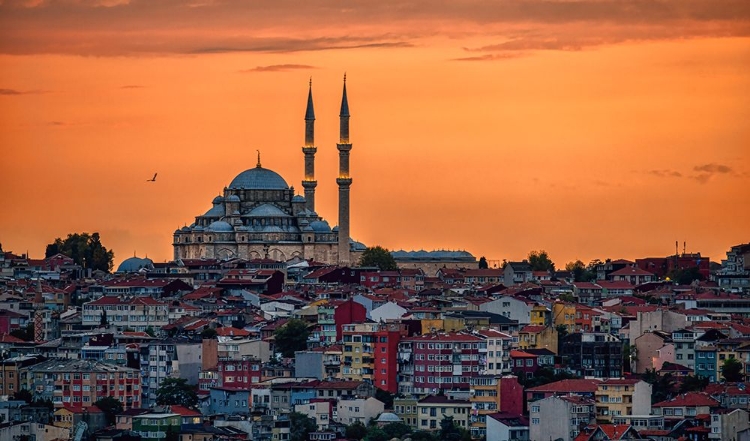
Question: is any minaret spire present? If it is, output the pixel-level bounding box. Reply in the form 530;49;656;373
336;74;353;265
256;150;262;168
301;79;318;212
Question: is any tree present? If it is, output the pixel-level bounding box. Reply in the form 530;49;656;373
45;232;114;272
359;246;398;271
528;250;555;272
144;326;156;337
95;396;124;425
382;422;412;439
721;358;744;382
200;327;217;339
375;388;394;410
439;416;470;441
641;369;676;403
155;378;198;408
100;310;108;327
12;389;33;404
274;319;311;358
478;256;488;269
346;422;368;440
10;323;34;342
679;375;709;393
669;266;704;285
364;428;389;441
289;411;317;441
565;260;596;282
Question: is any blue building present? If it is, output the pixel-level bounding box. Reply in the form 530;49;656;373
694;346;717;382
207;387;250;416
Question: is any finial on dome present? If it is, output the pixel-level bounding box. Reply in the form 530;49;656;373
256;150;261;168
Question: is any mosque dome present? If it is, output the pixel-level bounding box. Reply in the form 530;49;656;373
204;205;225;217
309;220;331;232
228;167;289;190
117;256;154;273
212;195;224;204
292;195;306;203
248;203;290;217
207;220;234;232
227;195;241;202
376;413;402;423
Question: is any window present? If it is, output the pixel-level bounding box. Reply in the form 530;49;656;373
531;418;540;425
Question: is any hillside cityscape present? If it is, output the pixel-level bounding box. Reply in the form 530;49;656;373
1;229;749;441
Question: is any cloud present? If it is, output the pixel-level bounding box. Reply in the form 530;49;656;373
0;88;49;95
648;169;683;178
453;52;527;62
240;64;316;73
693;163;732;174
0;0;748;56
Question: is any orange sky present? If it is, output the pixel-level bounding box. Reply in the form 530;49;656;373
1;1;749;269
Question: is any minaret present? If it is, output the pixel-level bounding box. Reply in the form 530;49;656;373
301;78;318;212
34;279;45;343
336;74;353;265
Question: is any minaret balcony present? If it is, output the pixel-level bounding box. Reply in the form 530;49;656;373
336;177;352;186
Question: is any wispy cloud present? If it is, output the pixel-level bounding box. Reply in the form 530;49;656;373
453;52;527;62
648;169;683;178
0;88;49;95
240;64;316;73
694;163;732;174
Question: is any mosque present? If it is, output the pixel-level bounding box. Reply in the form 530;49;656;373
172;78;365;265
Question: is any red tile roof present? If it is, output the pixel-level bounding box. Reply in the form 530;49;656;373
527;379;600;393
652;392;719;408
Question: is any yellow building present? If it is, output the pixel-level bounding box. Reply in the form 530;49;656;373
552;301;576;331
417;395;472;431
517;325;558;353
341;322;379;381
595;378;652;423
469;376;501;439
530;304;550;326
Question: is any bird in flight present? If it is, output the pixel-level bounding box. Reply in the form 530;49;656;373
147;173;157;182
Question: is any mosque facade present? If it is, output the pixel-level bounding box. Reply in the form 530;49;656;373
172;79;364;265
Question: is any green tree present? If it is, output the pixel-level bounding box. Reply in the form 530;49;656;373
12;389;33;403
565;260;596;282
528;250;555;272
45;232;114;272
155;378;198;408
274;319;311;358
144;326;156;337
10;323;34;342
364;428;389;441
641;369;676;403
375;388;394;410
679;375;709;393
721;358;744;382
669;266;704;285
478;256;488;269
100;310;108;326
290;411;317;441
359;246;398;271
410;431;438;441
346;422;368;440
95;396;124;425
201;327;217;339
382;422;412;439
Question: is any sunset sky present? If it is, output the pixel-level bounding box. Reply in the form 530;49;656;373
1;0;749;269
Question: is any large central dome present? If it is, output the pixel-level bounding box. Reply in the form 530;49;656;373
228;166;289;190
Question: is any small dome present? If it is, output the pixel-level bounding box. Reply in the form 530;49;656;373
292;195;306;203
248;204;289;217
212;195;224;205
227;195;241;202
208;220;234;232
309;220;331;233
228;167;289;190
376;413;402;423
117;257;154;273
204;205;225;217
332;226;339;232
